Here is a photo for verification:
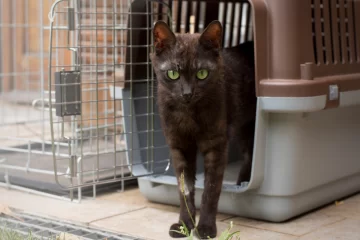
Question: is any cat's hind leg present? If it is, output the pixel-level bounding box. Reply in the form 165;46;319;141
169;147;197;238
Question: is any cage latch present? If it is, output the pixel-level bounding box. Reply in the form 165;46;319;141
68;8;75;31
55;69;81;117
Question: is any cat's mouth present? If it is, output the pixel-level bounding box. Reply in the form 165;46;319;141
180;95;201;105
181;97;192;104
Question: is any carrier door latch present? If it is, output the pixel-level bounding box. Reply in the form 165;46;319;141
329;84;339;101
55;69;81;117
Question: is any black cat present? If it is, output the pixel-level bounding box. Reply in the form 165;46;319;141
150;20;256;239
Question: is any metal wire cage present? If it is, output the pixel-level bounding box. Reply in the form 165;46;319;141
48;0;175;191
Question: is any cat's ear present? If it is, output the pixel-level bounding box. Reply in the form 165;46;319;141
153;21;176;54
199;20;223;50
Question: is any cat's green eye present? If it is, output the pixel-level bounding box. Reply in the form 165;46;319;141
167;70;180;80
196;69;209;80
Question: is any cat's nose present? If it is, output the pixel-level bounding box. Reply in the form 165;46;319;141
182;93;192;102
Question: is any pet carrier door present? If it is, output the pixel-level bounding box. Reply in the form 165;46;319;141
47;0;171;190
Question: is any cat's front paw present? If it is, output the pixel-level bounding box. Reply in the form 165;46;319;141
169;223;191;238
196;223;217;239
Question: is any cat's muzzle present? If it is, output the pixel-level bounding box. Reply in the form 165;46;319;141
181;93;192;103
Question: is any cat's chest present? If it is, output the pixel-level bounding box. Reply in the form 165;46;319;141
166;109;199;134
163;106;220;136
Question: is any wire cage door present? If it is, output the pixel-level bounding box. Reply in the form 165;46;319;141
48;0;172;190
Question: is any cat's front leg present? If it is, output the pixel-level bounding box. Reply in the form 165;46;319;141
197;139;228;239
168;147;197;238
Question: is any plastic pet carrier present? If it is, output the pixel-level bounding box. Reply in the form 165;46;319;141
121;0;360;222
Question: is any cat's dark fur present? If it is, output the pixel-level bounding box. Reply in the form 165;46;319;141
150;20;256;239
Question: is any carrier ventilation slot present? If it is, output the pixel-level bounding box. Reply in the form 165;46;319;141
312;0;359;65
153;0;253;48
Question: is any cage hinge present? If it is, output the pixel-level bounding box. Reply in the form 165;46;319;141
69;155;78;178
300;62;314;80
55;69;81;117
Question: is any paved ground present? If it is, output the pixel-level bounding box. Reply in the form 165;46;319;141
0;186;359;240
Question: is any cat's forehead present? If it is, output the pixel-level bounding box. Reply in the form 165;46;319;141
174;33;201;52
158;33;217;71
